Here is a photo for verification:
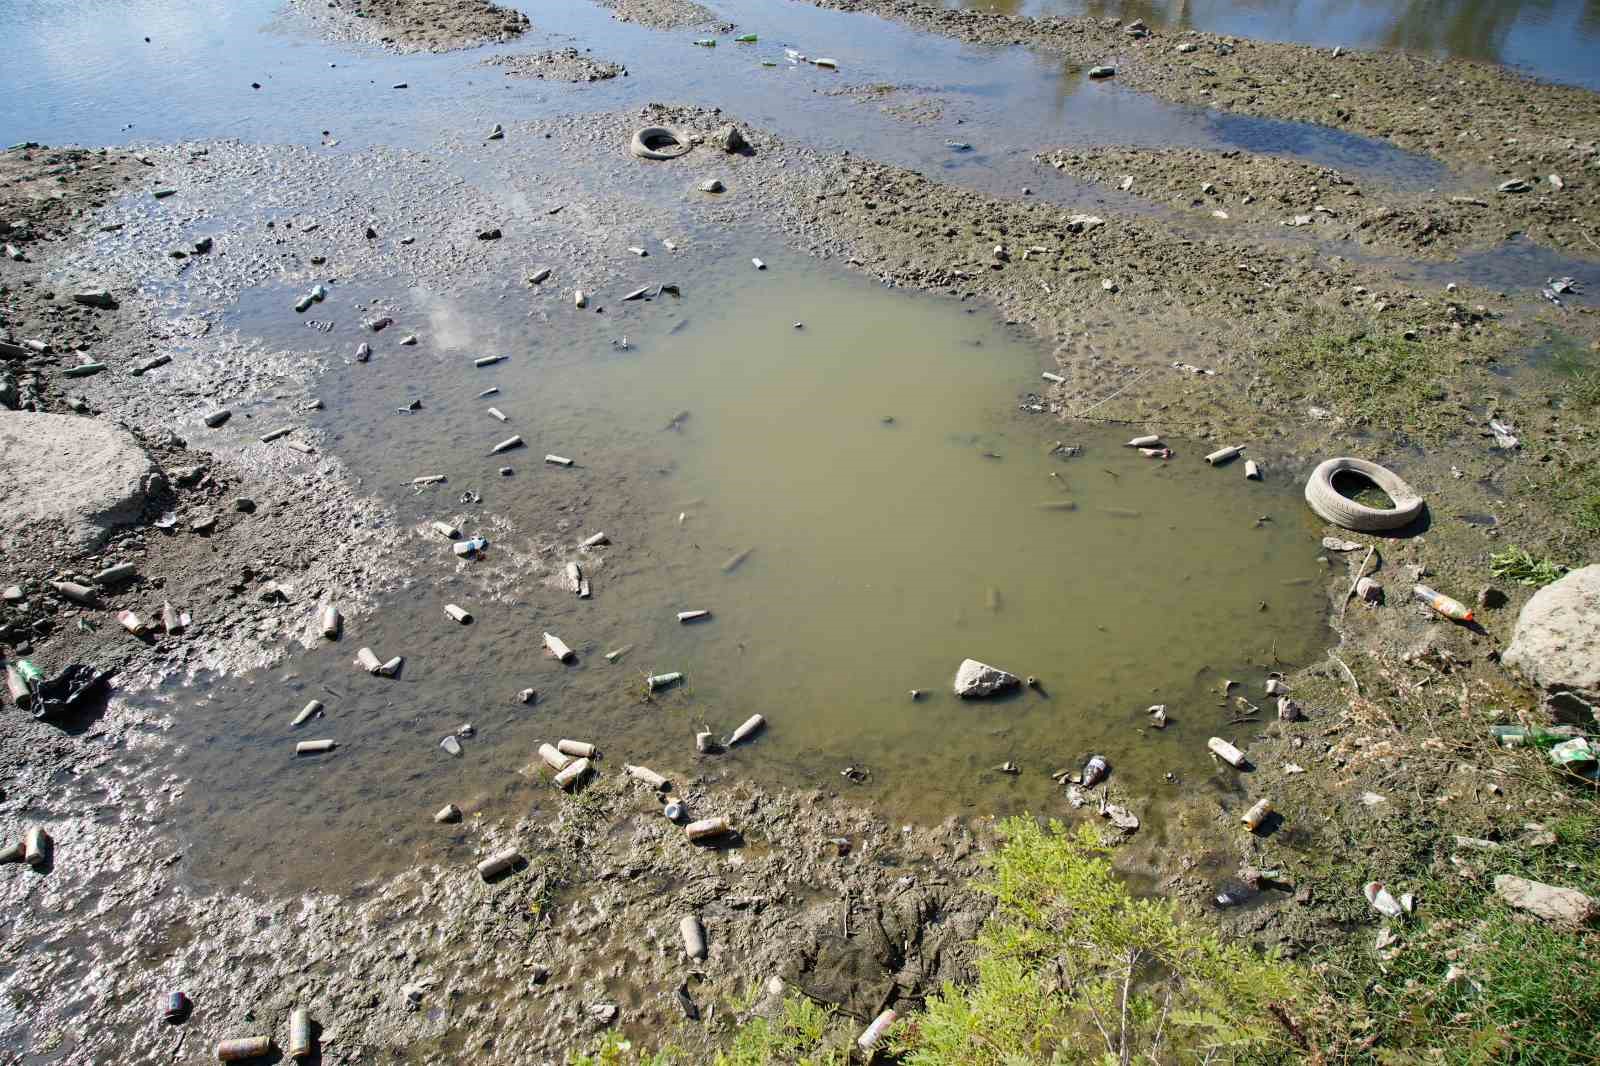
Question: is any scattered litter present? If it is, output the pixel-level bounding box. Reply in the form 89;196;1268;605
292;700;323;727
1364;881;1405;918
581;531;609;548
554;757;591;790
440;735;462;757
625;764;669;790
443;604;473;624
452;536;488;558
647;671;682;691
604;645;632;662
1205;445;1243;466
677;609;711;623
1414;584;1475;623
751;258;766;270
544;454;574;466
543;633;575;662
685;816;732;841
1082;754;1109;788
1088;65;1116;78
1208;737;1247;768
295;739;336;755
727;714;765;746
858;1010;897;1052
1244;460;1262;480
1241;798;1272;831
477;849;522;880
489;435;523;455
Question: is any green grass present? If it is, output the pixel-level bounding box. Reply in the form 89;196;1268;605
1311;816;1600;1065
1489;546;1567;587
1258;328;1463;439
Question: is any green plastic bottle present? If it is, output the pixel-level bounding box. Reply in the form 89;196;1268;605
735;33;757;42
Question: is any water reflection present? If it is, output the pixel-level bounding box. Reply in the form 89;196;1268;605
947;0;1600;90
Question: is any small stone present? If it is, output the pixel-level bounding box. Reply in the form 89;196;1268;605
203;410;231;428
952;658;1021;698
1477;586;1507;610
1493;874;1598;929
234;497;256;513
487;123;505;140
477;227;502;240
1088;65;1116;78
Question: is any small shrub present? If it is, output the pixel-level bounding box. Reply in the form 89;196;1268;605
894;818;1306;1065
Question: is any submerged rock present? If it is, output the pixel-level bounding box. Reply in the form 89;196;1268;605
952;658;1020;698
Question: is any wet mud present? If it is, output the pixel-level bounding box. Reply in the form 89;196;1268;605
802;0;1600;260
486;48;629;82
284;0;531;53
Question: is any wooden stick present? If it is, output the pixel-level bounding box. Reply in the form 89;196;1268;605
1337;545;1376;628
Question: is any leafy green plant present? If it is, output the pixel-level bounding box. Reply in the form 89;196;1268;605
895;818;1306;1065
714;995;847;1066
568;1033;684;1066
1489;546;1566;587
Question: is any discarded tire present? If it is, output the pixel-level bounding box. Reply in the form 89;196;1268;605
1304;457;1424;532
630;127;691;160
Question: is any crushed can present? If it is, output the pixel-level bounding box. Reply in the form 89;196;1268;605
163;990;191;1023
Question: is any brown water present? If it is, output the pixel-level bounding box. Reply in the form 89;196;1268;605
156;254;1329;893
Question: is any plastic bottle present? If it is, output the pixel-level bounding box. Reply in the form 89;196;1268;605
453;537;488;558
1082;754;1109;788
1413;584;1474;622
734;33;757;42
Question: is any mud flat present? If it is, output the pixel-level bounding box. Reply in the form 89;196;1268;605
802;0;1600;259
284;0;530;52
1037;144;1584;258
591;0;732;32
485;48;628;82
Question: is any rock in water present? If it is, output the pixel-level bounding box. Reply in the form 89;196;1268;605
953;658;1021;698
1493;874;1599;929
1503;565;1600;703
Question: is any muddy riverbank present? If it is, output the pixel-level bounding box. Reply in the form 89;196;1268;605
4;1;1599;1061
802;0;1600;259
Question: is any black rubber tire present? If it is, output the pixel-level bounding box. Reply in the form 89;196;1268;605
630;127;691;160
1304;457;1425;532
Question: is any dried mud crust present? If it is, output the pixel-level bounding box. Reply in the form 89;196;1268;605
592;0;732;32
485;48;628;82
284;0;530;52
1037;145;1581;257
801;0;1600;258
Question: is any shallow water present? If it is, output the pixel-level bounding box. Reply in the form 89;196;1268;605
149;253;1329;893
0;0;1447;193
947;0;1600;91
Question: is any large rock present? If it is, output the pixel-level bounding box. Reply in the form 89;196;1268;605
0;411;155;552
953;658;1020;698
1503;566;1600;703
1493;874;1599;930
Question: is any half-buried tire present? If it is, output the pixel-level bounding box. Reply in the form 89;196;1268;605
630;126;691;160
1304;457;1425;532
